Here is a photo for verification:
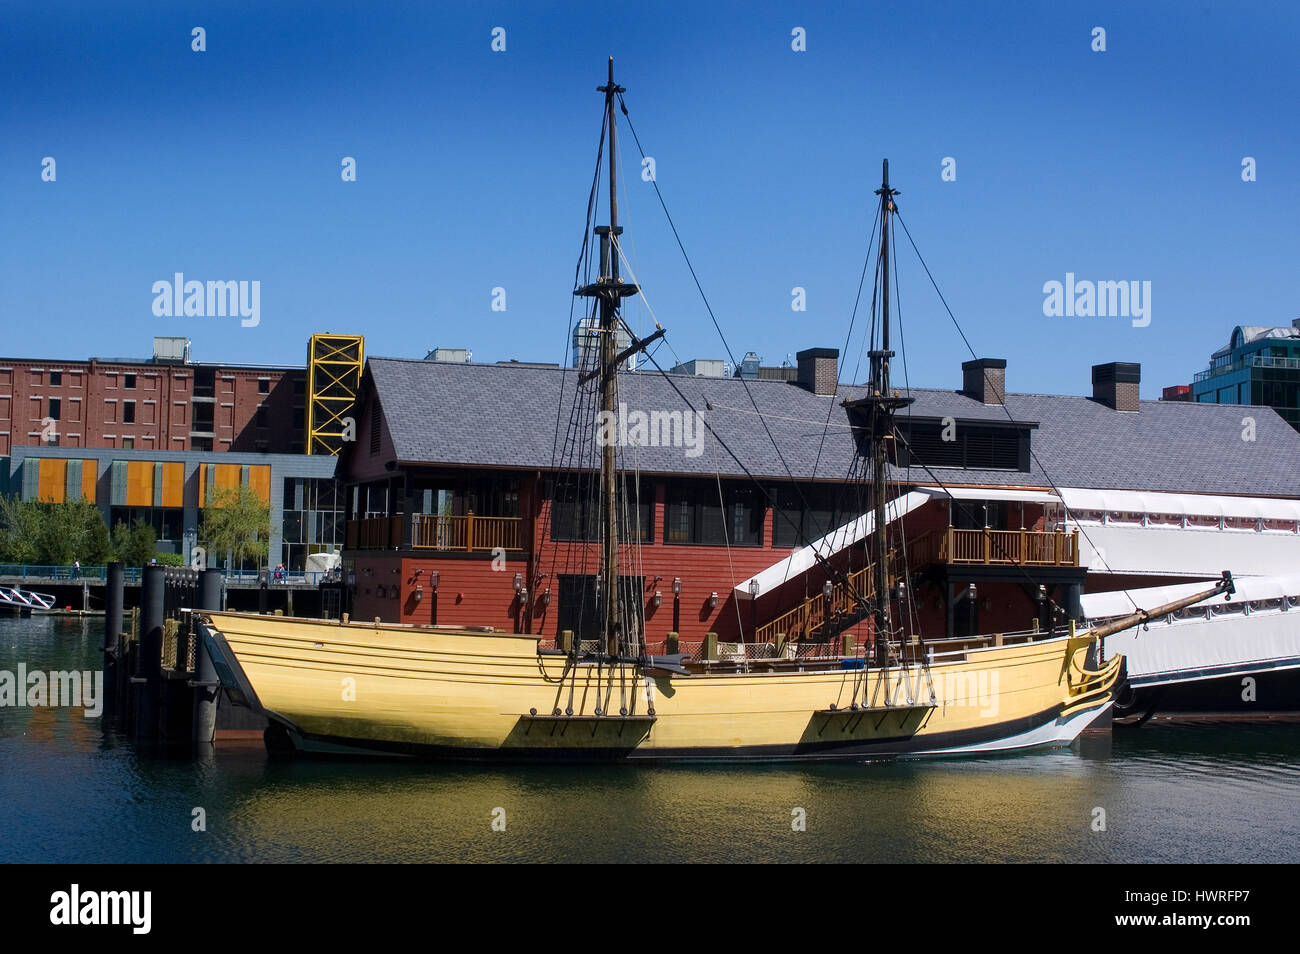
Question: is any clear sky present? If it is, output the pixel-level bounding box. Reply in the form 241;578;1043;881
3;1;1297;398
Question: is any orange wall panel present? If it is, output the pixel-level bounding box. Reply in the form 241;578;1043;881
247;465;271;505
37;458;66;503
160;461;184;508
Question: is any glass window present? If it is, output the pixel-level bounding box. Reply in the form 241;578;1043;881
665;481;763;546
48;397;61;421
49;371;62;385
122;401;135;424
258;379;270;394
124;373;136;389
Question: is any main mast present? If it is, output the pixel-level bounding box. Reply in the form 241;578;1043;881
577;57;639;656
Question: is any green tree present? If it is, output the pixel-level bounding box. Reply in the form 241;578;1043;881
40;498;112;566
0;495;43;563
201;485;270;569
111;519;158;569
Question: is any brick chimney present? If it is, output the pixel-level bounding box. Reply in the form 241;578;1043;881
961;358;1006;405
797;347;839;395
1092;362;1141;411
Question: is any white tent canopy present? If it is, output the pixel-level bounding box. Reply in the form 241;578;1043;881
1058;488;1300;522
1080;572;1300;619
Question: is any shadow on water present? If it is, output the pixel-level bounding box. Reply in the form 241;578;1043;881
3;614;1298;862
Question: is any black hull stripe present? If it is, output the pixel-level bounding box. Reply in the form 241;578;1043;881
283;702;1106;764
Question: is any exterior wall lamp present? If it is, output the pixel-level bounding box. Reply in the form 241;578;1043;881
414;585;424;602
542;587;551;606
651;591;662;609
748;579;760;599
672;577;682;596
513;572;523;593
708;592;719;609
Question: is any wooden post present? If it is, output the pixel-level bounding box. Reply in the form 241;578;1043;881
466;511;475;552
558;629;573;652
983;527;991;564
840;631;854;657
773;631;787;658
704;631;718;661
665;631;679;655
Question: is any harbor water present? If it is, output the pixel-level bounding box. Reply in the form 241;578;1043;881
3;614;1298;864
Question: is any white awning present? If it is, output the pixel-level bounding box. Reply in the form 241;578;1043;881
736;490;933;599
1080;572;1300;619
1058;488;1300;522
917;487;1060;504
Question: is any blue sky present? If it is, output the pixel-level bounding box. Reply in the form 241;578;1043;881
2;1;1297;397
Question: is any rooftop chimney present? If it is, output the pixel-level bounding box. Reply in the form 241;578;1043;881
961;358;1006;405
1092;362;1141;412
796;348;839;395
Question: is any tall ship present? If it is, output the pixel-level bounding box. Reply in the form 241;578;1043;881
196;60;1230;760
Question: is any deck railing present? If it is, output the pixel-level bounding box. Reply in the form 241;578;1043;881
345;513;525;553
410;513;522;552
940;527;1078;566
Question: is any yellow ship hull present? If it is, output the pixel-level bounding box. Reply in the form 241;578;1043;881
197;612;1121;761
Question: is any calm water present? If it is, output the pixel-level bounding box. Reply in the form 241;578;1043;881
2;614;1298;863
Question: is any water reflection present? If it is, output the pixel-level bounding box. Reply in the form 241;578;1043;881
1;615;1298;863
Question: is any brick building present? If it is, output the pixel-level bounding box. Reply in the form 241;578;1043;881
0;336;306;456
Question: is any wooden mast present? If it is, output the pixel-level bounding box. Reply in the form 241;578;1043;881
576;57;638;656
844;160;913;668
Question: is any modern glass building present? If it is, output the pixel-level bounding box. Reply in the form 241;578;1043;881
1192;321;1300;430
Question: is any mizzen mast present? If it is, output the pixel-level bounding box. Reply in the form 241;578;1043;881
850;160;914;668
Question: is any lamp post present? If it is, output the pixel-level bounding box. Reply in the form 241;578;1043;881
967;582;977;637
672;577;681;633
822;579;834;641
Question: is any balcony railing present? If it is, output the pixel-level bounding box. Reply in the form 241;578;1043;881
939;527;1078;566
411;513;521;552
1193;353;1300;384
346;513;523;553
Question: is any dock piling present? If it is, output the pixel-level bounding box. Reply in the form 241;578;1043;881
191;568;224;744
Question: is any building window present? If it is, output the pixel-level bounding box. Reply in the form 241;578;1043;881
122;437;134;450
47;397;61;421
773;484;849;548
293;406;305;430
258;378;270;394
664;481;764;546
550;477;652;542
49;371;61;386
192;437;212;451
255;405;268;429
894;419;1030;472
293;376;306;395
123;401;136;424
124;373;136;389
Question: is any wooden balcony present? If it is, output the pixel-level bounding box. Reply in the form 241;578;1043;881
346;513;523;552
410;513;522;552
936;527;1078;566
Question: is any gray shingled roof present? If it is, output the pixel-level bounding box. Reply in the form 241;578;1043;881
365;356;1300;497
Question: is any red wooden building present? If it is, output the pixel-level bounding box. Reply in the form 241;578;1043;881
339;349;1300;648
